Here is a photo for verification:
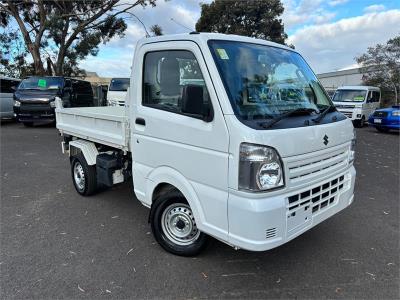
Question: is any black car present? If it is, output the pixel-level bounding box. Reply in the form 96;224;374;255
13;76;94;126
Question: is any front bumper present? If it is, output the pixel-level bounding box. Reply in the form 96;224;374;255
368;116;400;130
227;166;356;251
14;104;55;122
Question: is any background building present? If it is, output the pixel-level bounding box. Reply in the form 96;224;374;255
317;67;363;96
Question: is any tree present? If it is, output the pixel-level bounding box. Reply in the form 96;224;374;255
356;36;400;104
0;0;157;77
150;24;163;36
0;27;33;77
195;0;288;45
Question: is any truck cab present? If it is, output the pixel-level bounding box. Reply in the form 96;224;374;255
56;33;356;256
332;85;381;127
107;77;130;106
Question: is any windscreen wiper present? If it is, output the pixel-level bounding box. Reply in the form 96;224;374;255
259;108;318;129
312;105;336;123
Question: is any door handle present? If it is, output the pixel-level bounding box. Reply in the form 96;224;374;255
135;118;146;126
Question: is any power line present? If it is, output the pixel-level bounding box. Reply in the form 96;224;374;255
170;18;194;32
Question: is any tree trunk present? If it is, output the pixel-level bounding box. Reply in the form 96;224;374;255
27;43;45;75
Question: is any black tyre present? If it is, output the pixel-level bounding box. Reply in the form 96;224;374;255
354;117;365;128
23;122;34;127
70;153;97;196
150;190;208;256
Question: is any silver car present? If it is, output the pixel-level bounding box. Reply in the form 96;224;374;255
1;76;21;120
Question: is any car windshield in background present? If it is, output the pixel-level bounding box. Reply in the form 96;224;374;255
208;40;332;121
109;78;130;91
18;77;63;90
332;90;367;102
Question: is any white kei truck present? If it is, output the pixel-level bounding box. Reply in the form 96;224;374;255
332;85;381;128
56;33;356;256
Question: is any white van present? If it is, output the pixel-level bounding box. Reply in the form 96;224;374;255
0;76;21;120
107;78;130;106
56;33;356;256
332;86;381;127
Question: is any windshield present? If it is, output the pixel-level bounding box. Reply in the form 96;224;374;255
18;77;64;90
208;40;332;120
332;90;367;102
109;78;130;91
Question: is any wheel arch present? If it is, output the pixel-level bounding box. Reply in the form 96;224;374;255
69;139;98;165
145;166;206;229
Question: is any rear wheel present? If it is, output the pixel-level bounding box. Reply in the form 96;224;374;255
70;153;97;196
150;190;208;256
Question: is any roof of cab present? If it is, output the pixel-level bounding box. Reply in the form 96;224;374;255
337;85;380;91
137;32;295;52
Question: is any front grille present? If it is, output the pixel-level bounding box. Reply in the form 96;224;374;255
336;104;355;109
373;111;388;118
265;228;277;239
287;175;346;214
341;111;353;118
287;147;348;182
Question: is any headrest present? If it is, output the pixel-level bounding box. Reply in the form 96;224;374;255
159;57;180;96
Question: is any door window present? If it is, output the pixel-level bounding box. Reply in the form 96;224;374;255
142;50;211;119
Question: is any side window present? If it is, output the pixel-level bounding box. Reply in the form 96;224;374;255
0;79;14;93
367;91;373;103
374;91;380;102
65;79;72;88
143;50;212;120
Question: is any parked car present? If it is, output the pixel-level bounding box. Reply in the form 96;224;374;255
56;33;356;256
14;76;94;126
368;105;400;132
0;76;21;120
107;77;130;106
332;86;381;127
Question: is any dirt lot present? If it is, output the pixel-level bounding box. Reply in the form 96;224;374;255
1;122;399;299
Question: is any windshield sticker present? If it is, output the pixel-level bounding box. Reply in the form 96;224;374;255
353;96;364;101
38;79;47;88
216;48;229;60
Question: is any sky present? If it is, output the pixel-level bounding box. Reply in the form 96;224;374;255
79;0;400;77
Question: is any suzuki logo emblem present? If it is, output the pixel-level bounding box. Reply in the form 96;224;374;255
323;134;329;146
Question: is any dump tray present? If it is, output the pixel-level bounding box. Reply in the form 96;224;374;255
56;103;129;151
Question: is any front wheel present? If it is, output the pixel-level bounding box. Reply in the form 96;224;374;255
70;153;97;196
150;190;208;256
354;117;365;128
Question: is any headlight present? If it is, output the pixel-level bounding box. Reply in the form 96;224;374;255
108;100;117;106
239;143;284;191
14;100;21;107
49;101;56;108
392;110;400;116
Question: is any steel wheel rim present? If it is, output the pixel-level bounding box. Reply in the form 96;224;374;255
161;203;200;246
73;162;85;191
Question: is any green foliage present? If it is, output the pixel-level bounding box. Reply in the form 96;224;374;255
195;0;289;46
150;24;163;36
356;36;400;104
0;0;156;77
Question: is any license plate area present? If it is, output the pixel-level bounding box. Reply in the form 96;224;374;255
287;204;312;236
374;118;382;123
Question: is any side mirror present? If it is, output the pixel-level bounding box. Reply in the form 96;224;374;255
181;85;213;122
10;86;16;92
